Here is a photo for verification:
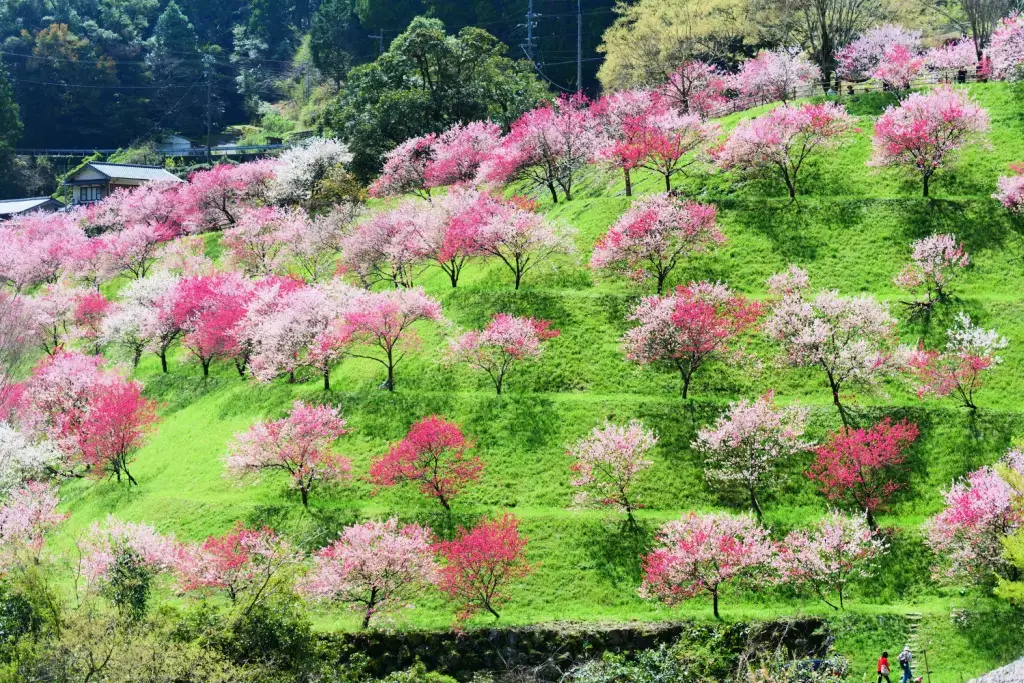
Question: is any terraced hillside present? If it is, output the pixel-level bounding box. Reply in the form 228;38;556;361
57;83;1024;681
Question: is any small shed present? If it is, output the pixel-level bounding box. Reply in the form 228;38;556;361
64;162;183;205
155;135;193;154
0;196;66;219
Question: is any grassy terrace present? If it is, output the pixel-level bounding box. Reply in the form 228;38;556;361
55;83;1024;680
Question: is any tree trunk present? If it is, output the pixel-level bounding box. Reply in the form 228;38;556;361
160;352;168;374
750;487;763;520
362;589;377;629
386;362;395;392
548;183;559;204
664;174;672;193
865;507;877;530
485;602;501;620
712;588;720;620
514;269;523;291
132;348;142;369
201;359;211;378
323;370;330;391
495;375;503;395
623;167;632;197
681;367;692;400
300;487;309;508
923;173;930;198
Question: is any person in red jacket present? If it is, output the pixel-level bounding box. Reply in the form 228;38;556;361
877;651;892;683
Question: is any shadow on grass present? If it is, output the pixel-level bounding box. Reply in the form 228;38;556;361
580;516;655;587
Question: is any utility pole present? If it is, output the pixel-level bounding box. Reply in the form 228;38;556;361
204;54;213;165
523;0;536;64
369;31;384;57
576;0;582;94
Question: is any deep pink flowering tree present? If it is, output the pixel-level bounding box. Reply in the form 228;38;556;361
733;48;822;104
172;274;255;377
995;163;1024;213
778;510;885;610
0;482;67;562
425;121;503;188
926;450;1024;582
893;233;969;305
422;189;503;288
713;102;855;199
926;38;979;81
836;25;922;81
337;288;443;391
659;60;730;118
593;89;658;196
370;416;483;511
446;314;559;395
807;419;919;528
869;86;990;197
369;134;437;200
765;268;907;417
339;200;431;289
72;290;111;353
76;380;159;486
226;401;351;507
477;201;576;290
623;282;762;399
872;43;926;93
181;161;278;232
80;516;178;586
590;193;723;294
987;13;1024;80
567;419;657;522
299;518;436;628
622;111;721;193
908;312;1007;411
434;513;532;622
640;512;776;619
693;392;809;519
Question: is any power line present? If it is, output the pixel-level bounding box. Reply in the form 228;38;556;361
9;77;203;90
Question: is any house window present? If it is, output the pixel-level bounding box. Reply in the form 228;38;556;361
79;186;105;203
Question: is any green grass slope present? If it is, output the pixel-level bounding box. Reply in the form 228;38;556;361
56;83;1024;681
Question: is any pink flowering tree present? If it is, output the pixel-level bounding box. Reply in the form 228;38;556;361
283;210;353;283
640;512;776;619
478;202;576;290
339;200;430;289
567;420;657;524
95;222;171;280
181;161;278;232
593;90;657;196
172;274;254;377
298;518;436;628
765;268;906;419
0;293;34;411
590;194;723;294
778;510;885;610
908;312;1007;411
369;134;436;200
659;60;730;118
807;419;919;528
446;314;559;395
926;450;1024;583
623;111;721;193
434;513;532;622
226;401;351;507
893;233;969;305
987;13;1024;81
369;416;483;511
869;86;990;197
693;392;809;519
623;282;762;399
337;288;443;391
121;272;182;373
72;290;112;353
995;163;1024;213
27;282;85;356
733;48;822;104
713;102;855;199
223;206;304;277
173;522;301;614
423;189;503;288
0;482;67;564
872;44;926;94
0;212;88;291
425;121;503;188
477;95;601;203
836;25;922;82
926;38;979;81
76;380;160;486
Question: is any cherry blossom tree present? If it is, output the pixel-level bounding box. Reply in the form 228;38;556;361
778;510;885;609
172;273;255;377
590;194;723;294
421;189;503;288
995;163;1024;213
872;44;926;93
623;282;762;399
337;288;443;391
693;392;809;519
76;380;159;486
339;200;431;289
659;61;730;118
298;518;436;628
269;137;352;207
765;269;907;419
477;203;576;290
477;95;601;203
173;522;301;614
425;121;503;188
624;111;721;193
0;293;34;411
95;222;172;280
446;314;559;395
926;38;979;81
713;102;855;199
80;516;178;589
733;48;822;104
369;134;436;200
223;206;304;276
908;312;1007;411
226;401;351;507
0;212;87;291
124;272;182;373
434;513;532;622
869;86;990;197
284;209;355;283
836;25;922;82
72;290;111;353
181;161;278;232
27;282;85;356
0;423;62;494
926;450;1024;582
0;481;67;562
640;512;776;619
593;90;657;196
807;419;919;528
370;416;482;511
987;13;1024;81
893;233;969;305
567;420;657;523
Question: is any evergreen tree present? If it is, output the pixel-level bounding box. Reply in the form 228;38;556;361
310;0;367;84
0;63;24;199
147;2;207;136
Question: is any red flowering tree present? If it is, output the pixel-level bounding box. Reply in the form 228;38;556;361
76;380;160;486
72;290;111;353
446;314;559;395
226;401;351;507
172;273;254;377
567;419;657;523
872;43;925;93
623;110;721;192
434;513;532;622
995;163;1024;213
370;416;483;511
298;518;436;628
807;419;919;528
590;193;723;294
622;282;762;399
369;134;436;200
869;86;989;197
713;102;855;199
423;189;503;288
337;288;443;391
593;90;657;196
640;512;776;619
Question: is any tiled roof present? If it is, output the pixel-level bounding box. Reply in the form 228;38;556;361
85;163;184;183
0;197;63;216
971;658;1024;682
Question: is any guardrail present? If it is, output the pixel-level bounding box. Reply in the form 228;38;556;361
13;144;289;157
